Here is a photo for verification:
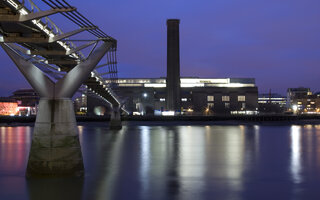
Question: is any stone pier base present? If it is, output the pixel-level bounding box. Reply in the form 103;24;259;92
109;107;122;130
26;98;84;177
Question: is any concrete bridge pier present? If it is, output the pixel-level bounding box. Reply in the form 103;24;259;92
28;98;83;177
109;106;122;130
1;42;112;177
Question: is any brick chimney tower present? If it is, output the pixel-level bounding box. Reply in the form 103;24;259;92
166;19;181;111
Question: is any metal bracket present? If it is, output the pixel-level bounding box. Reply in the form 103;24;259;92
49;27;96;43
0;7;76;22
1;27;96;43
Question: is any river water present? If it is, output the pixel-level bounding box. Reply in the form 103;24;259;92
1;122;320;200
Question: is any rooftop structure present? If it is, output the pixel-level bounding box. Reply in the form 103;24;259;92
108;77;256;88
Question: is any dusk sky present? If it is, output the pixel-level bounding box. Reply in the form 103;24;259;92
1;0;320;96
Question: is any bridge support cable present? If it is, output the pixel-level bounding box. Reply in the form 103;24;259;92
1;41;112;177
105;47;118;83
48;26;96;43
66;40;96;55
42;0;110;39
95;63;108;69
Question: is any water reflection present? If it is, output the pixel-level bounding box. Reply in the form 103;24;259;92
139;126;150;197
165;126;181;198
3;124;320;199
80;125;126;200
290;126;302;184
0;126;31;200
0;126;31;174
27;178;84;200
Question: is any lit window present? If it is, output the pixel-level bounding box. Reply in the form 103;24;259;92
225;102;230;109
298;102;302;105
207;96;214;102
242;103;246;109
222;96;230;101
207;103;214;108
238;95;245;102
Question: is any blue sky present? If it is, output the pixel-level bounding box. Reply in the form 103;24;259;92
1;0;320;96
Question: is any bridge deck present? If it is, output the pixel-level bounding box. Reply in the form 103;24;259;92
0;0;120;107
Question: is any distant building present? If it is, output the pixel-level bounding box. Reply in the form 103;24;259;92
74;94;88;115
287;87;320;114
86;19;258;116
258;93;286;113
0;89;40;116
10;89;39;116
11;89;39;106
0;97;18;116
75;93;113;116
109;77;258;115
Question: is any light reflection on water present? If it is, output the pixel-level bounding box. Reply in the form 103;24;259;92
0;126;31;174
290;126;302;184
1;124;320;199
139;126;150;198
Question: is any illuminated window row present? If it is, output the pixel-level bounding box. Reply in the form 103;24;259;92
206;102;246;109
207;95;246;102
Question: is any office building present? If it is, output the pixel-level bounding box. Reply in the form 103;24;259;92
258;93;286;113
110;77;258;115
287;87;320;113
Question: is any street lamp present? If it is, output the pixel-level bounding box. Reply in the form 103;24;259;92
143;93;148;98
292;105;298;114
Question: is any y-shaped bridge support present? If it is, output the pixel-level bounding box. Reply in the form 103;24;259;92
1;42;111;177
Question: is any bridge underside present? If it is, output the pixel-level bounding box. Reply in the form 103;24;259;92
0;0;122;177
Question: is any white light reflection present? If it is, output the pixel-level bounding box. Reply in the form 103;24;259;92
205;126;211;142
78;126;84;135
178;126;205;199
254;125;260;152
140;126;150;194
92;126;126;200
290;125;303;184
77;126;84;144
222;126;245;190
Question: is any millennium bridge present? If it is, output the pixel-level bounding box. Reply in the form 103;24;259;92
0;0;122;177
